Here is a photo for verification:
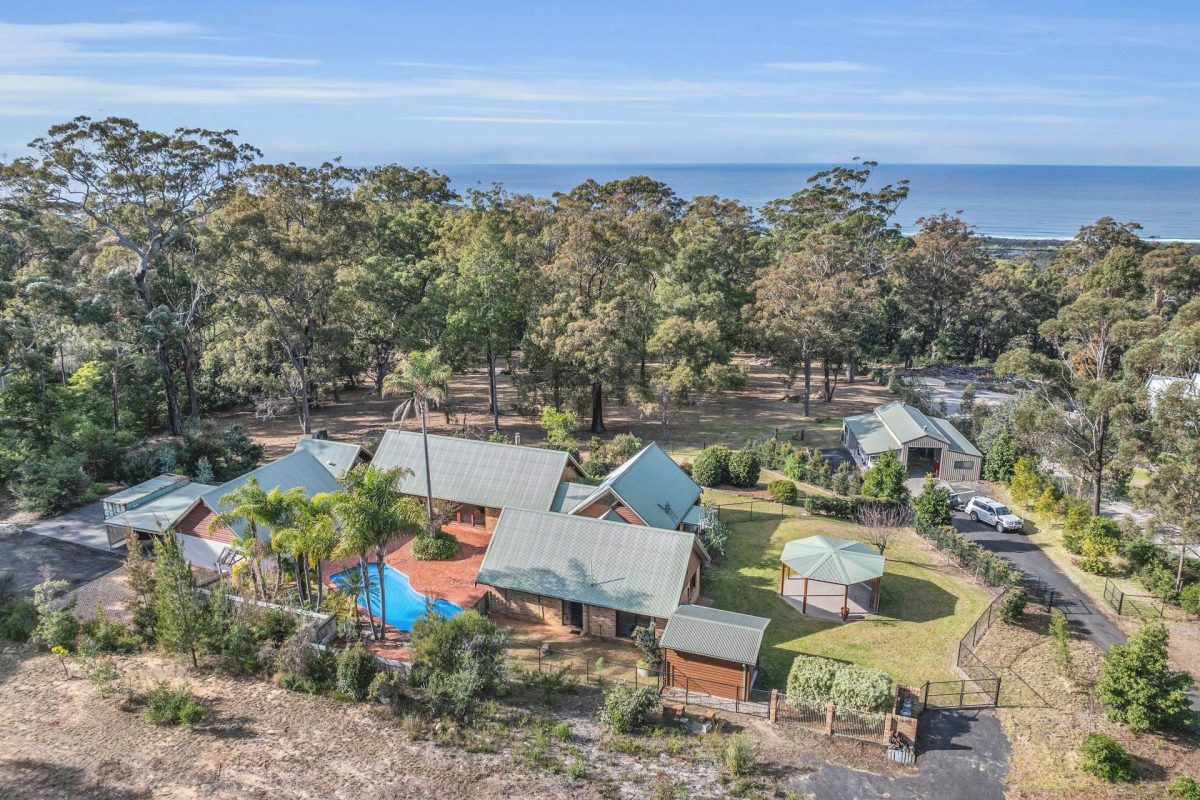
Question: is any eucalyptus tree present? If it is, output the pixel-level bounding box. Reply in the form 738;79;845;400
212;161;361;433
437;188;547;429
383;348;451;530
328;465;424;640
2;117;258;434
528;177;681;433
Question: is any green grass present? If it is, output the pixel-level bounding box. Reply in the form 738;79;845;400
702;488;991;689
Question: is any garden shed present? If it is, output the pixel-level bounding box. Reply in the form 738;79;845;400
779;535;885;621
659;605;770;700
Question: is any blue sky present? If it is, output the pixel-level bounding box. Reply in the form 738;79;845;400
1;1;1197;165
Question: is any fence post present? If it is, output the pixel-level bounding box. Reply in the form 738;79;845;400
994;677;1002;708
825;700;835;735
959;681;965;707
585;657;590;685
769;689;779;724
537;649;542;671
921;682;929;707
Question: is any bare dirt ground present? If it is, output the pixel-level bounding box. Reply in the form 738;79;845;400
975;607;1199;799
0;645;902;800
214;357;893;461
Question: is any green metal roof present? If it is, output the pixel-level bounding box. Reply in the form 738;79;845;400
373;430;575;512
201;450;342;542
568;442;701;529
551;481;597;512
476;507;698;619
780;535;885;585
660;605;770;665
105;474;190;509
294;437;368;477
106;482;215;533
844;401;981;457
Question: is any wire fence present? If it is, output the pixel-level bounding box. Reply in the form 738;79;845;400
505;642;654;690
1102;578;1166;620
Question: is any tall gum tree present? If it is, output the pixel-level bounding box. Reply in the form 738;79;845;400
2;117;258;435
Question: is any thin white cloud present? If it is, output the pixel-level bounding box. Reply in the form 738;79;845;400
414;116;657;126
764;61;878;73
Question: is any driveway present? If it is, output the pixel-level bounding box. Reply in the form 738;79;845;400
951;508;1126;653
792;709;1009;800
0;529;123;595
21;501;113;551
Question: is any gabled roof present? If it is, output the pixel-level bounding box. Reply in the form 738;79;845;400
660;605;770;665
294;437;369;478
568;442;701;530
200;449;342;540
780;535;885;585
372;430;578;512
106;482;215;534
551;481;597;512
844;401;981;458
476;507;699;619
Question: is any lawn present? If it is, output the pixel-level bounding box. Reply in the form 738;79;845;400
701;488;993;690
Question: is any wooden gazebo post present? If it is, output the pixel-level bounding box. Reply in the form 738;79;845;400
871;577;882;612
802;577;809;613
841;584;849;621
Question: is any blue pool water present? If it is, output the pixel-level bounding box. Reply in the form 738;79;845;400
331;563;463;632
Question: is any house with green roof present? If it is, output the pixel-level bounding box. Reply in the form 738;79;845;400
371;429;585;531
476;507;706;639
294;435;371;478
842;401;982;482
555;442;705;531
173;448;342;570
659;605;770;700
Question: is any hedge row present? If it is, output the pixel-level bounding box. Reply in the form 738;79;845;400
786;654;894;713
915;521;1022;587
801;494;907;521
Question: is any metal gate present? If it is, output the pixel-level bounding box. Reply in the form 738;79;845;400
921;678;1000;708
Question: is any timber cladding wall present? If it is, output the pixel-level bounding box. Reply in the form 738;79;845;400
662;649;749;699
175;503;233;544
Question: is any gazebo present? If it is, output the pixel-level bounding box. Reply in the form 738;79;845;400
779;535;885;621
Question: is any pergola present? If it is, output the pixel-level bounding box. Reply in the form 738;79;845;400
779;535;885;621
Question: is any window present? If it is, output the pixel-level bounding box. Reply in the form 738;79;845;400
954;460;971;471
616;611;654;638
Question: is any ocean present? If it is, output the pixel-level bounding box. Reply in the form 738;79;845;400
437;163;1200;242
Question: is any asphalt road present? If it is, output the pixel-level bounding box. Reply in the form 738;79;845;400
950;508;1127;653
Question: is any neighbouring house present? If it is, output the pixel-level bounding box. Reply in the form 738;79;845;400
842;401;983;482
174;448;342;570
293;435;372;478
476;507;706;639
102;475;214;549
554;442;705;532
371;430;585;532
659;604;770;700
1145;373;1200;411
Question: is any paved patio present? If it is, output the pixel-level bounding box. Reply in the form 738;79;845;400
781;576;876;621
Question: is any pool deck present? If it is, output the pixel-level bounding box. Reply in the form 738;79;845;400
321;523;491;660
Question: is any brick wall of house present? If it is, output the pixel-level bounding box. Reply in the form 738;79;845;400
583;605;617;638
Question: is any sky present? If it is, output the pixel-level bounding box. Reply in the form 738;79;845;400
1;1;1198;166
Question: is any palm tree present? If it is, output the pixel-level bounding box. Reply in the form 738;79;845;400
272;492;338;609
383;348;451;533
328;465;424;640
217;477;271;599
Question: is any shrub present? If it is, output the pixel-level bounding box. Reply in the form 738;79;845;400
604;433;644;465
860;451;909;503
1079;733;1136;782
913;476;951;529
787;655;893;712
998;591;1028;623
277;624;337;694
336;643;379;701
1096;624;1195;732
768;479;798;505
982;429;1018;483
411;532;459;561
1180;583;1200;616
409;610;507;721
724;733;755;778
145;681;207;727
1049;608;1074;677
80;608;138;655
697;505;729;559
1008;456;1045;507
631;625;661;670
600;684;658;733
830;461;860;496
0;576;38;642
725;449;761;488
1169;777;1200;799
31;579;79;652
747;437;797;471
692;445;730;487
13;449;94;515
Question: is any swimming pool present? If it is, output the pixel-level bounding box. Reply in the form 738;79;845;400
331;563;463;632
